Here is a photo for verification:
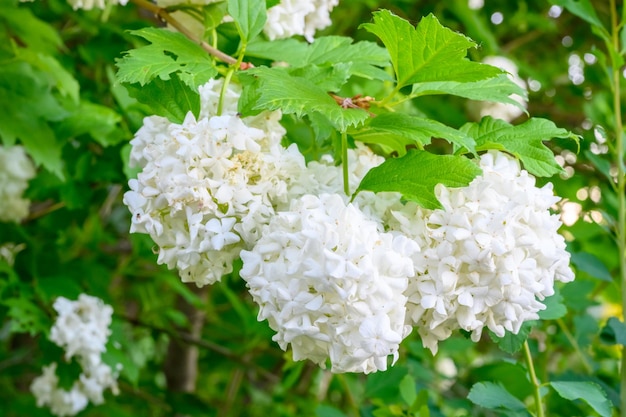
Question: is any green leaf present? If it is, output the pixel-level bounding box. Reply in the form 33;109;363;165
15;49;80;104
467;382;528;412
0;61;65;178
315;405;347;417
57;101;123;147
349;113;476;156
116;28;217;89
246;36;391;80
399;374;417;406
550;381;613;417
412;74;527;109
361;11;501;88
355;150;482;209
0;5;62;52
4;297;51;336
289;63;352;92
365;365;408;400
124;74;200;123
549;0;605;31
460;117;579;177
600;317;626;346
538;291;567;320
569;251;613;282
489;321;533;354
246;66;369;130
228;0;266;43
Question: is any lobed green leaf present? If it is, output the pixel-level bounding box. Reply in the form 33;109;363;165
355;150;482;209
116;28;217;89
246;35;391;80
361;11;502;88
245;66;369;131
349;112;476;155
461;117;579;177
228;0;267;44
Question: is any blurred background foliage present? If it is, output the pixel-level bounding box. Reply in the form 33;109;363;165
0;0;623;416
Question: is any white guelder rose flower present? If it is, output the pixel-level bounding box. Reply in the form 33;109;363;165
123;79;307;286
240;193;419;373
264;0;340;42
31;295;120;417
389;151;574;354
0;145;36;223
50;294;113;366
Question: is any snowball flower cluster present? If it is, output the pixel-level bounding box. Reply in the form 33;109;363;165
240;193;418;373
123;79;306;286
31;294;120;417
0;145;36;223
389;152;574;353
264;0;339;42
474;56;527;122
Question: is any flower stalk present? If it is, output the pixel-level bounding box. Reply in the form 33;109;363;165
523;341;545;417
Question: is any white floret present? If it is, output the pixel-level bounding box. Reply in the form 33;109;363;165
240;193;418;373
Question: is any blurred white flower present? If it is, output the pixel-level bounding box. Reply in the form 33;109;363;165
388;151;573;353
264;0;339;42
62;0;127;10
123;80;307;286
240;193;418;373
474;56;528;122
50;294;113;366
0;145;36;223
31;295;119;417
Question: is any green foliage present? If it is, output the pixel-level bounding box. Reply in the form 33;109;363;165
227;0;266;44
467;382;530;416
461;117;579;176
356;150;482;209
0;0;622;416
362;11;501;88
349;112;475;155
244;66;369;130
116;27;217;89
550;381;613;417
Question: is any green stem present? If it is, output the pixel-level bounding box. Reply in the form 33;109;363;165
556;318;593;374
609;1;626;416
217;43;246;116
523;341;545;417
341;130;350;196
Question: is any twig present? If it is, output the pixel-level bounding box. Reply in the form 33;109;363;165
129;0;238;66
116;313;280;383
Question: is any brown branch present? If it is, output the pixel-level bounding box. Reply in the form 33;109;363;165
163;284;209;393
129;0;238;66
116;312;280;384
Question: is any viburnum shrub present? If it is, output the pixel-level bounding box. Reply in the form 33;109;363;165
2;0;625;416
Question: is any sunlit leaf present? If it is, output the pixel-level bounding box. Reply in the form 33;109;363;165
550;381;612;417
461;117;579;177
361;11;501;88
349;112;476;155
116;28;217;89
245;66;369;130
468;382;528;413
356;150;481;209
228;0;266;43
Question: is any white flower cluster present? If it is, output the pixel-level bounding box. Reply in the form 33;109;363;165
240;193;417;373
123;79;306;286
264;0;339;42
31;294;120;417
125;78;573;371
472;56;527;122
388;152;574;353
0;145;36;223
